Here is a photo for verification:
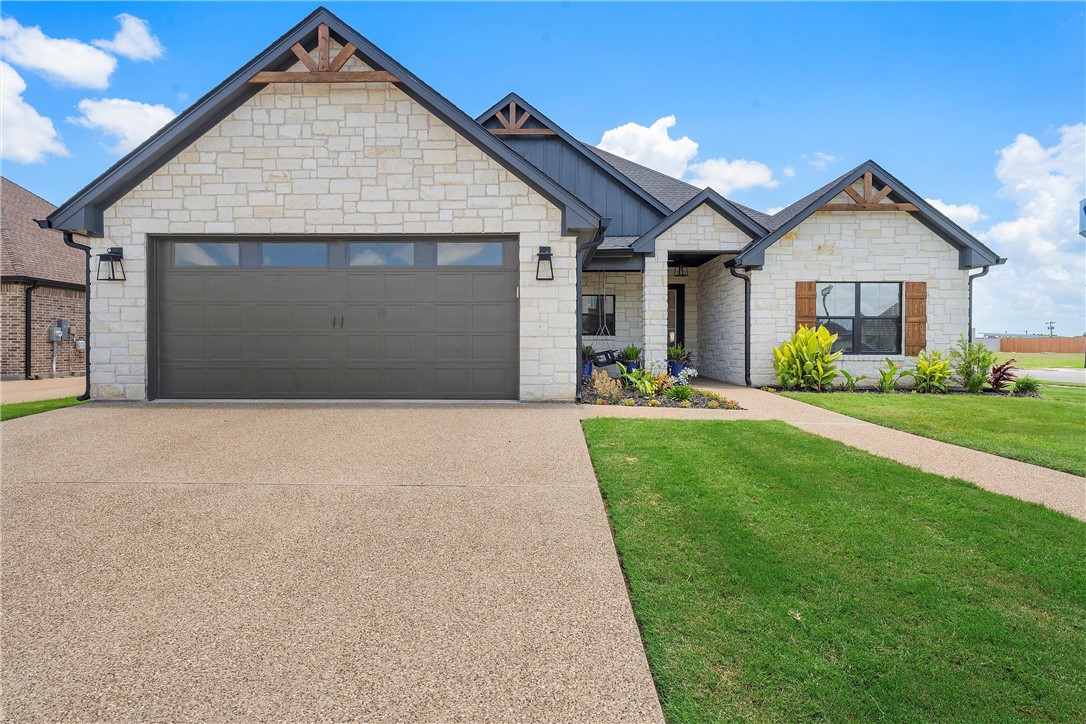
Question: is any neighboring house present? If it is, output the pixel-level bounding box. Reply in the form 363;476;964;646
1;178;87;380
40;7;1004;400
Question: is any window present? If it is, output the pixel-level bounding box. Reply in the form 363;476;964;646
174;242;239;267
349;243;414;266
582;294;616;336
437;242;503;266
260;243;327;267
816;282;902;354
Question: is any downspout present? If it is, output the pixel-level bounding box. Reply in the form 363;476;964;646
24;280;40;379
727;263;752;387
967;266;990;343
575;218;611;400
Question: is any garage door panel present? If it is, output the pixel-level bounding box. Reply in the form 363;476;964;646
156;239;517;399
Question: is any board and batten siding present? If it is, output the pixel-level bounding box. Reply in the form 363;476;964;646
89;47;577;401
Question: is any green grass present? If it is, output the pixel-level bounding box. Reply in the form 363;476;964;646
781;387;1086;476
1;396;86;421
583;419;1086;722
995;351;1084;369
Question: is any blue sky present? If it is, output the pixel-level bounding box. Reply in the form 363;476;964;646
2;2;1083;335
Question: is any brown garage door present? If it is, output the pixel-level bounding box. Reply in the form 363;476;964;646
153;238;519;399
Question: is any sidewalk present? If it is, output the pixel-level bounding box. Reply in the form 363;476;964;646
0;377;85;405
580;380;1085;522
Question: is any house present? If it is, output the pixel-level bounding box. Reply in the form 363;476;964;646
40;7;1004;400
1;178;88;380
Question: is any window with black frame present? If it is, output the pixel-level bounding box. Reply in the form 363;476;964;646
816;282;902;354
582;294;616;336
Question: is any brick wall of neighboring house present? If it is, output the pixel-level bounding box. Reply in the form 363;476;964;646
1;282;87;378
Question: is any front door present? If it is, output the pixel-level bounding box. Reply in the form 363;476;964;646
667;284;685;347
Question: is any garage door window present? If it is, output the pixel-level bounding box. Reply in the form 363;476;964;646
437;242;503;266
174;242;240;267
349;242;414;267
261;243;327;267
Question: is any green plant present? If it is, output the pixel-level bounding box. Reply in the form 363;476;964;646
912;349;953;393
622;398;636;406
666;343;692;363
876;358;911;393
707;400;720;409
1012;375;1041;397
679;400;693;408
590;368;623;404
620;365;660;397
989;359;1018;392
951;335;995;393
648;398;662;407
771;325;843;391
840;370;868;392
621;345;643;362
581;345;596;362
665;384;693;402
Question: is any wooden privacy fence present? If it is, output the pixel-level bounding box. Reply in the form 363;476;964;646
999;337;1086;353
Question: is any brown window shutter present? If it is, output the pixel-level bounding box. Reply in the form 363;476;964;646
904;281;927;355
796;281;817;330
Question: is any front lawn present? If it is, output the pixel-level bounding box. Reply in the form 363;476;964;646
1;396;86;421
781;387;1086;476
994;351;1084;369
583;419;1085;722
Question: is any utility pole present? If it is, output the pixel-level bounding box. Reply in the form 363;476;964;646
1045;321;1055;337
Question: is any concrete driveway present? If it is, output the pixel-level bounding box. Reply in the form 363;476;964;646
1;403;661;722
0;376;85;404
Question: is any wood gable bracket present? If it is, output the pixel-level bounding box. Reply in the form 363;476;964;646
488;101;556;136
820;171;918;212
248;23;399;84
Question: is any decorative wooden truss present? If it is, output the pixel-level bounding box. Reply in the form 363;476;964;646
248;23;399;84
820;171;917;212
487;101;556;136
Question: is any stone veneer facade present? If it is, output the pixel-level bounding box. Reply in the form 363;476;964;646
748;198;970;386
89;51;576;400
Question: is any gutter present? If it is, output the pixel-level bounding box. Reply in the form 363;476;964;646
725;259;752;387
36;219;92;401
967;265;990;344
24;280;40;379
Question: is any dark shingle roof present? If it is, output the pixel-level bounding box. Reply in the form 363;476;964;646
1;178;84;287
584;145;702;211
763;169;855;231
597;236;638;251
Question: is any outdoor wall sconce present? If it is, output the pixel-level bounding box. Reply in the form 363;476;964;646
675;262;689;277
96;247;126;281
536;246;554;280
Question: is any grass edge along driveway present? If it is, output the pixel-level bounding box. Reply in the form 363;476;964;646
583;418;1085;723
1;397;86;422
780;385;1085;477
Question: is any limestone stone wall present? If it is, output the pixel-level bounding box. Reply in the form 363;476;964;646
695;255;745;384
90;50;576;400
749;205;969;386
582;271;642;354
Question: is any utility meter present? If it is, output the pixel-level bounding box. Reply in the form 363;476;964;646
57;318;70;340
48;326;64;342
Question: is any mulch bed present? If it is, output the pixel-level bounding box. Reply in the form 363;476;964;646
580;386;743;409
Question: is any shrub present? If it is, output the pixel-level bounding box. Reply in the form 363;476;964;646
951;335;994;393
648;398;662;407
707;400;720;409
772;325;843;391
673;366;699;386
666;384;693;402
622;398;636;406
1012;375;1041;397
840;370;868;392
912;349;953;393
590;368;623;404
989;359;1019;392
679;400;693;408
876;358;911;393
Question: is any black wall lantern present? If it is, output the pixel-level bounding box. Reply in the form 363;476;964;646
536;246;554;281
675;262;689;277
97;247;126;281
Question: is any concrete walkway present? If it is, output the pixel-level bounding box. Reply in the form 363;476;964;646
1;403;662;722
1024;367;1086;384
581;381;1086;522
0;376;84;404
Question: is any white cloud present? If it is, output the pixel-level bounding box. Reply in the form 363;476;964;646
783;166;796;178
598;116;698;178
974;124;1085;336
0;17;116;88
69;98;176;154
805;151;836;170
93;14;163;61
687;157;779;195
925;198;988;231
765;206;785;215
0;62;67;163
597;115;781;194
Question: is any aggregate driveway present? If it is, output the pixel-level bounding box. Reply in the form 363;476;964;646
1;403;662;722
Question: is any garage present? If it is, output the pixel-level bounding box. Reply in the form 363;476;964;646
152;238;519;399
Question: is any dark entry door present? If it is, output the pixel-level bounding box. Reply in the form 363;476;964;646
154;239;519;399
667;283;685;347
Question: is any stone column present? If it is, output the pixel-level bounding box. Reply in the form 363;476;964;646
642;251;669;369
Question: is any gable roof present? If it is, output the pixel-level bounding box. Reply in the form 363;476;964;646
732;160;1006;270
44;7;600;237
0;178;85;287
631;187;769;253
585;146;702;212
477;94;673;219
